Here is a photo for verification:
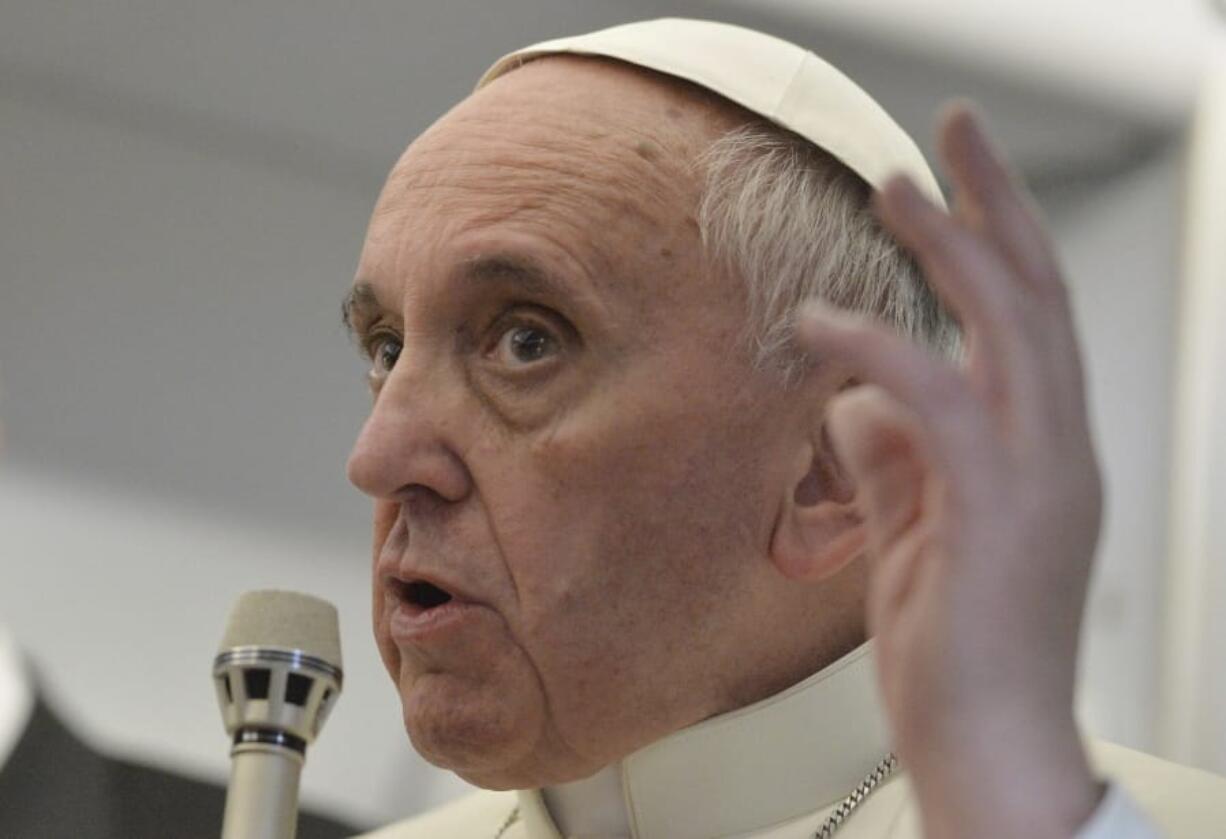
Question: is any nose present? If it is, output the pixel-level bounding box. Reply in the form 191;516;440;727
346;364;473;505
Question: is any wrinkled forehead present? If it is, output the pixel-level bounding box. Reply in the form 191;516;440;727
367;56;743;256
405;55;737;176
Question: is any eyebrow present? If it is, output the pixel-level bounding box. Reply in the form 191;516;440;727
461;253;567;299
340;281;383;344
341;254;574;342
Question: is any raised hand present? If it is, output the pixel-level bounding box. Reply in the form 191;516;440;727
798;105;1105;839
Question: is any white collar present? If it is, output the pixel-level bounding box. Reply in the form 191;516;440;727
540;764;628;838
0;626;35;769
527;642;890;839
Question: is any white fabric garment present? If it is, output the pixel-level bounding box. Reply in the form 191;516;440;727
0;626;34;769
477;18;946;209
541;764;628;838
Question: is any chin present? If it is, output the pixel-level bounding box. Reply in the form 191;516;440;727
400;669;543;789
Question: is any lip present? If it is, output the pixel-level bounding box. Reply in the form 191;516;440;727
375;513;488;644
380;567;486;645
387;595;483;644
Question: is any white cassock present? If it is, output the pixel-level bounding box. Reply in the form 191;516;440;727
358;19;1226;839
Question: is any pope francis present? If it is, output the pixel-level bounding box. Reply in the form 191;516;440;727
341;18;1226;839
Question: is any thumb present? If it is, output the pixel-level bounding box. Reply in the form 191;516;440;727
826;386;928;558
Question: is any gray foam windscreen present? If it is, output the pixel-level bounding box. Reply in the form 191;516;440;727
218;590;342;668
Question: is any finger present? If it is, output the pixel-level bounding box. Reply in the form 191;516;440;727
827;388;944;642
796;304;1005;509
827;386;926;554
936;105;1094;437
937;103;1064;299
874;177;1041;422
866;523;942;648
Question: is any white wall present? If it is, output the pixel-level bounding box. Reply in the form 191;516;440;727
1044;148;1182;754
1159;47;1226;771
0;83;473;828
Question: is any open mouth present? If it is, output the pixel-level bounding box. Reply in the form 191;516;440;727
386;576;474;640
399;579;454;611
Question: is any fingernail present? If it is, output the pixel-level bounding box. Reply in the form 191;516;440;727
881;174;925;207
958;107;1000;165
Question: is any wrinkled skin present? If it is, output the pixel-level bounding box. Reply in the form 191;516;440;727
345;57;866;790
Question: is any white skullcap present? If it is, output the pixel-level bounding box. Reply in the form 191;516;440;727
477;17;945;207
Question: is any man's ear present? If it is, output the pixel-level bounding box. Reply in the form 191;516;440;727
769;421;866;582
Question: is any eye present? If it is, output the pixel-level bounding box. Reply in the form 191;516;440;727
492;323;559;366
367;333;402;380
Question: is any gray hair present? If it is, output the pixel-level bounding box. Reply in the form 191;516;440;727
697;122;961;384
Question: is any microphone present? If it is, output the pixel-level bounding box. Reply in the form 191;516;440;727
213;590;343;839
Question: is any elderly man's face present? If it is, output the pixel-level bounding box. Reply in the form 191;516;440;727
346;58;826;788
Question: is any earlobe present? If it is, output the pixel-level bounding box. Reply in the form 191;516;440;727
769;442;866;582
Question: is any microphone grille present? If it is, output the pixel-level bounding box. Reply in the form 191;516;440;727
219;590;342;669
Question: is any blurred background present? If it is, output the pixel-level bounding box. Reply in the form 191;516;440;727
2;0;1224;831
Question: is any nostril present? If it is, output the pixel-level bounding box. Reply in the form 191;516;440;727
401;483;448;512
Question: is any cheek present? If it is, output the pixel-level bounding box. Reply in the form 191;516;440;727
479;417;768;759
501;395;770;655
370;500;399;566
371;499;401;679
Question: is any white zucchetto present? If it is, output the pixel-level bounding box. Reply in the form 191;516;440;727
477;17;945;206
